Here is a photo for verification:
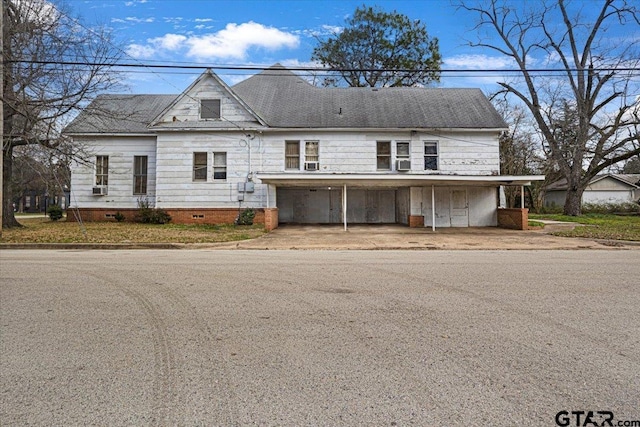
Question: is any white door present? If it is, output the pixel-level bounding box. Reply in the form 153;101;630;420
450;189;469;227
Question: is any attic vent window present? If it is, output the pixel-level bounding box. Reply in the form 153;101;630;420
201;99;221;119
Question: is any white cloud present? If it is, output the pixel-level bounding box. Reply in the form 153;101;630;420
126;21;299;61
194;18;213;23
444;54;516;70
124;16;155;23
186;22;299;60
149;34;187;50
126;43;156;59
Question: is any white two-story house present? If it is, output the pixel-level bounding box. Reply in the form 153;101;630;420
65;64;543;230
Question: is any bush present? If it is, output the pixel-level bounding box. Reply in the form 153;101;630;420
114;211;125;222
235;208;255;225
135;198;172;224
582;202;640;214
47;205;64;221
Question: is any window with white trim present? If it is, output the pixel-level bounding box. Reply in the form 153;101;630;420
305;141;319;162
304;141;319;170
396;141;410;159
133;155;148;195
424;141;438;170
213;152;227;180
193;152;208;181
96;155;109;186
376;141;391;170
285;141;300;170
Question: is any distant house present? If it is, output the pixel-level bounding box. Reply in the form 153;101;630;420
545;174;640;207
63;64;543;230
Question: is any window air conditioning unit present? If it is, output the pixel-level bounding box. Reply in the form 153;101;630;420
304;161;320;171
92;186;108;196
396;159;411;171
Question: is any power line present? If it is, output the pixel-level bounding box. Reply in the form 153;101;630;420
6;59;640;74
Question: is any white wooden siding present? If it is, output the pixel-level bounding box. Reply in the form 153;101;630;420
69;137;157;208
154;78;256;124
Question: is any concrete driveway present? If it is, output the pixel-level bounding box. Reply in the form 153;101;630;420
217;224;636;251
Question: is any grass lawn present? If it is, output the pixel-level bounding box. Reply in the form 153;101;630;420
529;213;640;241
1;216;266;244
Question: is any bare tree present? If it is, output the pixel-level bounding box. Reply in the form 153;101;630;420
2;0;122;228
459;0;640;215
492;95;550;209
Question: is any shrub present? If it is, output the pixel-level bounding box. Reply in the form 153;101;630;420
235;208;255;225
582;202;640;214
47;205;64;221
114;211;125;222
135;198;172;224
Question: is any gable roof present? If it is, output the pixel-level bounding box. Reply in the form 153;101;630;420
232;64;507;129
546;174;640;191
64;64;507;134
149;69;266;129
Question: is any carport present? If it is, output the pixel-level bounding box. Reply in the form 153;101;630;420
257;173;545;230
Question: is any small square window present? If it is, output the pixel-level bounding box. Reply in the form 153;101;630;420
201;99;221;119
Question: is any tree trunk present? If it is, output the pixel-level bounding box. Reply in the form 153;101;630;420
563;185;584;216
2;144;22;228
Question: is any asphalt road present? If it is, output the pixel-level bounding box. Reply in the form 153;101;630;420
1;250;639;426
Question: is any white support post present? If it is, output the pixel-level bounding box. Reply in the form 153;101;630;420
521;185;525;209
431;185;436;232
343;184;348;231
266;184;270;208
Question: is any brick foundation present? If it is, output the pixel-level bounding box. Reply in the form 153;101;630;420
408;215;424;228
67;207;279;230
497;208;529;230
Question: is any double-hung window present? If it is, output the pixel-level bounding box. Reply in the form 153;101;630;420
376;141;391;170
193;152;208;181
213;152;227;180
96;155;109;186
424;141;438;171
285;141;300;170
133;156;148;195
304;141;319;170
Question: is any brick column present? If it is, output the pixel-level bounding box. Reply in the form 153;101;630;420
408;215;424;228
497;208;529;230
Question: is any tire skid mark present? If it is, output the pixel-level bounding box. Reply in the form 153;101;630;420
117;286;175;426
152;284;241;424
67;267;176;426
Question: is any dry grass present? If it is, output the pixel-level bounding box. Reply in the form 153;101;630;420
1;216;266;244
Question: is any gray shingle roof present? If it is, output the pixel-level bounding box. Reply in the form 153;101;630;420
64;65;507;134
64;94;175;134
232;65;507;129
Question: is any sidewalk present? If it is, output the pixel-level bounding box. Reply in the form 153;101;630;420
200;224;638;250
2;224;637;251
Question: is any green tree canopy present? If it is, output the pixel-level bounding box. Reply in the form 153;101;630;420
311;5;441;87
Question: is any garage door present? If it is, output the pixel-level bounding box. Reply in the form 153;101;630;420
277;188;396;224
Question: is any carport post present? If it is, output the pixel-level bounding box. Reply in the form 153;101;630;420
343;184;348;231
431;185;436;232
521;185;525;209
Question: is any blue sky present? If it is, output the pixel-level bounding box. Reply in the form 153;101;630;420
69;0;638;95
